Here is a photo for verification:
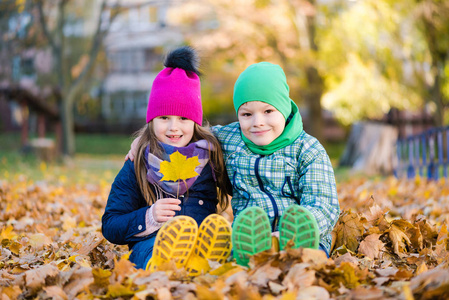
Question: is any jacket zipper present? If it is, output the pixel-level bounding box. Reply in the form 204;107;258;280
255;156;278;231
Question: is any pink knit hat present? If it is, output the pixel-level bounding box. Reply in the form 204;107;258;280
146;66;202;125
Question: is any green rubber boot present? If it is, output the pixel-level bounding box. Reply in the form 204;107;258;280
232;206;272;267
279;205;319;250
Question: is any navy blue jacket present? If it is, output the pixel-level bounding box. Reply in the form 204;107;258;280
102;160;218;248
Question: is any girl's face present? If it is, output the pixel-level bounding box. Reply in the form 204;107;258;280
238;101;285;146
152;115;195;147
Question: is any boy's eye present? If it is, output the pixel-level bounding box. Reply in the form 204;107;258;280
265;109;273;114
240;113;251;117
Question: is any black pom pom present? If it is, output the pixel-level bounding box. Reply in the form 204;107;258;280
164;46;200;76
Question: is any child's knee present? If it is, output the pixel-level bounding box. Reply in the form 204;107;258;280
129;236;156;269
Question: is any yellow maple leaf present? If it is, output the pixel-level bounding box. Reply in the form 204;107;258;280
159;151;200;182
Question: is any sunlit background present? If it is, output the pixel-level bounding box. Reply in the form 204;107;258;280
1;0;448;180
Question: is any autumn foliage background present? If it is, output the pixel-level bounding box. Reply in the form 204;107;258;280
0;151;449;300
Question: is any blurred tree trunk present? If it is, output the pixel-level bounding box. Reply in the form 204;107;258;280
419;1;448;127
304;66;324;143
303;0;324;143
36;0;120;157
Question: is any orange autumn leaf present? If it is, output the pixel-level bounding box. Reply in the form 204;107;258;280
362;203;389;231
388;224;411;256
358;233;385;259
159;151;200;182
436;223;448;245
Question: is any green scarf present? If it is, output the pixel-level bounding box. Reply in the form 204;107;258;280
233;62;303;155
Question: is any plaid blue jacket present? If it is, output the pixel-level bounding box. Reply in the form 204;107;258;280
212;122;340;254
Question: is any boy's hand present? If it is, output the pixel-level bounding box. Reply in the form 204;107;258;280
152;198;181;223
125;136;141;161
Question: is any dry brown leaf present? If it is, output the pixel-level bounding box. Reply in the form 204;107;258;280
334;252;359;266
416;218;438;248
388;224;411;256
1;286;22;300
296;286;330;300
410;265;449;299
268;281;286;295
407;226;423;250
76;232;104;256
436;223;448;245
333;211;365;252
248;262;282;287
358;234;385;259
43;286;68;300
331;262;361;289
25;264;59;293
28;233;52;250
63;266;94;299
350;286;384;299
362;203;389;230
375;267;398;277
282;263;316;290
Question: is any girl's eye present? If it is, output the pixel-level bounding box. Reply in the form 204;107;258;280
180;117;188;121
159;116;168;120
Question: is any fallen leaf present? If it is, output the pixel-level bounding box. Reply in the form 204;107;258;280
375;267;398;277
25;264;60;293
43;286;68;300
335;252;359;266
296;286;330;300
63;266;94;299
282;263;316;290
350;286;384;299
331;262;360;289
248;262;282;287
388;224;411;256
333;211;365;252
1;225;17;240
358;234;385;259
106;282;136;298
362;203;389;230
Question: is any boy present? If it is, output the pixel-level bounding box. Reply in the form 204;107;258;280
211;62;340;265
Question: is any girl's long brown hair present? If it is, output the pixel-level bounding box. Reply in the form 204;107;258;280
134;121;231;212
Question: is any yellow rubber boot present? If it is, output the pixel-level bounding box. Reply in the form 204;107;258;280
185;214;232;276
146;216;198;271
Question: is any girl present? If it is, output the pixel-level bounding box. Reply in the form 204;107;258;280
102;47;232;275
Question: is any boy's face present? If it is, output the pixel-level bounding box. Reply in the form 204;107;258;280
237;101;285;146
152;115;194;147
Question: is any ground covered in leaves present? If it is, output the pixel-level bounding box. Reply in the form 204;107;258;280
1;174;449;299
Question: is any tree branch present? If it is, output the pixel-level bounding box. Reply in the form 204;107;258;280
36;0;56;51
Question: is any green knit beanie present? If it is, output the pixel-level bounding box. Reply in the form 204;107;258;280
233;62;291;119
232;62;304;155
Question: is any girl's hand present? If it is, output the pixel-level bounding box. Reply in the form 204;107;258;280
152;198;181;223
125;136;141;161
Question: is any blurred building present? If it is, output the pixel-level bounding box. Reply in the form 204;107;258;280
99;0;184;132
0;1;102;133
